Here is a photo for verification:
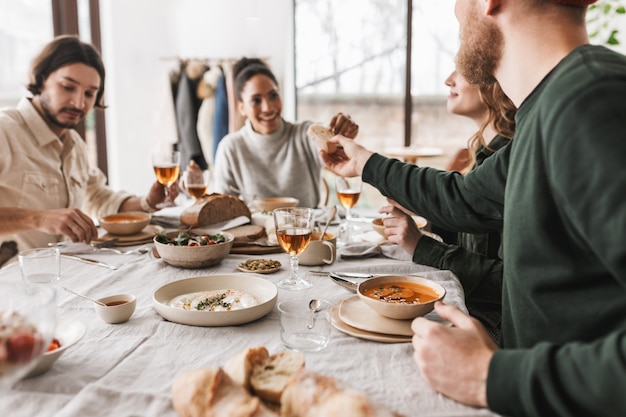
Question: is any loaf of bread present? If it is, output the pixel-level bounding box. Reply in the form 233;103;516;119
171;368;277;417
172;347;404;417
180;193;252;227
307;124;337;154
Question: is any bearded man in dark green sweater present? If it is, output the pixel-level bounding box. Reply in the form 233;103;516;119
321;1;626;416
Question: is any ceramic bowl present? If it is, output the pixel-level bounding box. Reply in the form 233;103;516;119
357;275;446;320
253;197;299;212
94;294;137;324
371;215;428;239
152;274;278;327
25;317;86;378
99;211;151;236
153;230;234;269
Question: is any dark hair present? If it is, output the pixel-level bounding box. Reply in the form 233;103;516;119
27;35;107;108
233;57;278;101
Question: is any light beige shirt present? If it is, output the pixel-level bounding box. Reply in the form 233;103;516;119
0;98;133;251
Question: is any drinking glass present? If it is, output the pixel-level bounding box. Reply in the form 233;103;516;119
335;176;362;244
181;168;210;200
273;207;314;290
152;150;181;208
0;282;56;388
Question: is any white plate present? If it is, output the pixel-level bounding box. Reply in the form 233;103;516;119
330;305;411;343
339;296;414;336
152;275;277;327
25;316;86;378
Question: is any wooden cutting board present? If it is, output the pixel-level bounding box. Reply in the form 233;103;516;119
230;245;284;255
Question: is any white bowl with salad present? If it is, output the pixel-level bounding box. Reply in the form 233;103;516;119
153;229;235;268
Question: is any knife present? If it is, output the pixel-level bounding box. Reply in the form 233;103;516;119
329;273;358;293
207;216;251;231
61;254;119;270
310;271;373;279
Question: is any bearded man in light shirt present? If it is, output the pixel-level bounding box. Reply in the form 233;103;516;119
0;35;176;251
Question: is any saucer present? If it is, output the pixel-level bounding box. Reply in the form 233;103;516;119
330;305;411;343
339;296;413;336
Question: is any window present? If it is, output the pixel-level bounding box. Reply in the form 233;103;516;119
294;0;468;208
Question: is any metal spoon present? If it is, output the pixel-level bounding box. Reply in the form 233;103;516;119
307;299;323;329
63;286;107;306
320;205;337;239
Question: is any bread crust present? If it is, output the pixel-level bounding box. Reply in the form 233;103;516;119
224;346;270;390
180;193;251;228
307;124;337;154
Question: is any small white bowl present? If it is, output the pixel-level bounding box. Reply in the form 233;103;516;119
94;294;137;324
253;197;299;212
371;215;428;239
25;316;86;378
99;211;151;236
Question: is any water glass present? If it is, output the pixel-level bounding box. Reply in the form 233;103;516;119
18;248;61;284
278;299;331;352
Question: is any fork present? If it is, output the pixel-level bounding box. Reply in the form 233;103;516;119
94;246;150;255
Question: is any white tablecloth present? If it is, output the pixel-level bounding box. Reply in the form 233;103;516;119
0;233;499;417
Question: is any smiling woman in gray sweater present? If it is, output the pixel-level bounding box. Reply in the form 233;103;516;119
212;58;358;208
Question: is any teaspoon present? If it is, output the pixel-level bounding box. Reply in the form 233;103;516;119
307;299;323;329
63;286;107;306
320;205;337;240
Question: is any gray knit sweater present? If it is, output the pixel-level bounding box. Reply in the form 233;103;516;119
212;119;323;208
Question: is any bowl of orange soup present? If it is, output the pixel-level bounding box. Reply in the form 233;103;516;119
357;275;446;320
99;211;151;235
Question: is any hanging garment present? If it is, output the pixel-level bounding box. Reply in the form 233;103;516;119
175;62;208;170
212;71;229;163
196;66;223;168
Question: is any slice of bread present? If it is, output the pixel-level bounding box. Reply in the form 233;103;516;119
229;225;267;246
224;346;270;390
180;193;252;228
249;351;305;405
171;368;277;417
307;124;337;154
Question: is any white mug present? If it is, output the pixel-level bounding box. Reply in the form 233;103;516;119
299;231;336;266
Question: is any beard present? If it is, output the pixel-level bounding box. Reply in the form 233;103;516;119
39;93;85;130
456;2;503;86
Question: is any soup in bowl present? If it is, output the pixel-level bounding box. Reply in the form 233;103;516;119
357;275;445;320
99;211;151;235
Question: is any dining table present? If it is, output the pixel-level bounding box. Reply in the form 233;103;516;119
0;214;501;417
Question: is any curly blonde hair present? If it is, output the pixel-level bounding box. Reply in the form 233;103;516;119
462;82;516;173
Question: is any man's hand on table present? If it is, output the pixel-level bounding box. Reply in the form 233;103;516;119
411;301;498;408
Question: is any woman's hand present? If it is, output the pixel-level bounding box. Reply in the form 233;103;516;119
379;201;422;257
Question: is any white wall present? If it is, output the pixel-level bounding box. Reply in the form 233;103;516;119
99;0;294;196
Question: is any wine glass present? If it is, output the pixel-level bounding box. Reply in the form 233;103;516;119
273;207;314;290
335;176;362;244
0;282;56;388
152;150;181;208
181;168;210;200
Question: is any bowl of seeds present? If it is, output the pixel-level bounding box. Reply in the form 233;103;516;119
236;258;282;274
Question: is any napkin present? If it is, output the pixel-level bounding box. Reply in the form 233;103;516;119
338;242;412;261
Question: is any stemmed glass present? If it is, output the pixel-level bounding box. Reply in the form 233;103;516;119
181;168;210;200
152;150;181;208
335;176;362;244
273;207;314;290
0;282;56;388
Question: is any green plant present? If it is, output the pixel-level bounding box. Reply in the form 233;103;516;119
587;0;626;45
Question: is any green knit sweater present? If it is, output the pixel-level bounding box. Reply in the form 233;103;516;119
362;45;626;417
